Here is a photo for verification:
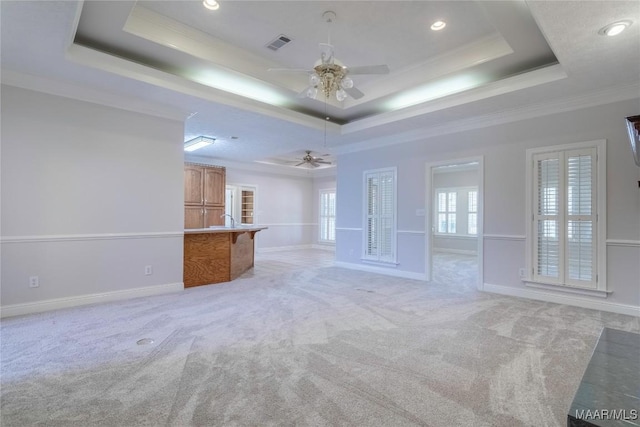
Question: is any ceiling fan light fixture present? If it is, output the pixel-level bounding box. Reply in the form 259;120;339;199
598;20;632;36
336;88;347;102
184;136;215;152
202;0;220;11
306;86;318;99
341;76;354;89
431;20;446;31
309;74;320;86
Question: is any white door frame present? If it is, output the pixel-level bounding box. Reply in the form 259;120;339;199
425;156;484;290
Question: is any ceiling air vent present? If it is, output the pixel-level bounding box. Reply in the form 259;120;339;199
266;35;292;51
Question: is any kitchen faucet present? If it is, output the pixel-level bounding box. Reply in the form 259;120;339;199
220;213;235;228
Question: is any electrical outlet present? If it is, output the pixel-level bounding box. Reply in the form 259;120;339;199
29;276;39;288
144;265;153;276
518;268;526;278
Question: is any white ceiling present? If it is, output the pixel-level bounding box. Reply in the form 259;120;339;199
1;1;639;172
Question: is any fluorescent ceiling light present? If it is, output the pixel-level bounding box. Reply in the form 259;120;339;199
184;136;215;152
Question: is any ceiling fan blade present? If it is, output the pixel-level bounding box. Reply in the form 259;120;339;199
295;162;306;167
344;86;365;100
346;64;390;75
310;161;321;167
316;160;332;165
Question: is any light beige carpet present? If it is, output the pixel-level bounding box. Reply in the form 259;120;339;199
1;250;638;426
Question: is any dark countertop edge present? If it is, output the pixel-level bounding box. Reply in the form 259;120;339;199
184;226;268;234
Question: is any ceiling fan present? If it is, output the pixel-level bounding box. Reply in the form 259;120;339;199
295;151;332;168
269;11;390;101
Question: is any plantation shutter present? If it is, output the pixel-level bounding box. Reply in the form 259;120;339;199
565;149;596;286
365;169;396;262
534;153;561;283
532;149;597;288
319;190;336;242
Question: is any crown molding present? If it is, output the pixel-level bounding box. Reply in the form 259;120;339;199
1;69;188;122
341;63;568;135
334;82;640;155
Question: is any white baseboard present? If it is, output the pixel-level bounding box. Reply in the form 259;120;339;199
334;261;426;281
257;244;335;253
434;248;477;255
256;244;314;253
0;282;184;318
483;282;640;317
311;244;336;252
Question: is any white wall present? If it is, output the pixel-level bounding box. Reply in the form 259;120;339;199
336;98;640;315
184;156;317;250
1;86;185;316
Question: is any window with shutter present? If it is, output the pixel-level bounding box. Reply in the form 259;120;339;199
468;190;478;235
526;141;606;293
363;168;397;263
435;187;477;236
319;189;336;243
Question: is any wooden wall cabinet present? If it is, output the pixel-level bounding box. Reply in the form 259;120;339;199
184;163;226;229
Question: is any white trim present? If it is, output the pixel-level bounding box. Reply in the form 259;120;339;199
336;227;363;232
333;82;639;156
1;232;184;244
483;234;527;241
360;259;400;267
483;283;639;318
0;282;184;318
334;261;426;281
311;244;336;252
256;244;313;253
606;239;640;248
523;281;610;298
342;64;567;135
434;248;477;255
1;70;186;122
397;230;426;235
433;234;477;240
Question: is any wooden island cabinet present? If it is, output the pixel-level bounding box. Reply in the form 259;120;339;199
183;227;267;287
184;163;225;229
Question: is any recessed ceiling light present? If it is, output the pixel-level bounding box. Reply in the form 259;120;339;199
203;0;220;11
599;20;632;36
431;20;446;31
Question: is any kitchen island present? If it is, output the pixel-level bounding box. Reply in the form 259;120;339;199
183;226;267;288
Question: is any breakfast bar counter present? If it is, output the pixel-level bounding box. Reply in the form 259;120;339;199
183;226;267;288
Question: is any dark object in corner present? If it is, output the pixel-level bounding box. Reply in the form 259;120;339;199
626;115;640;166
567;328;640;427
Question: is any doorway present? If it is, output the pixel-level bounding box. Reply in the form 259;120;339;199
225;184;257;226
425;158;483;289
